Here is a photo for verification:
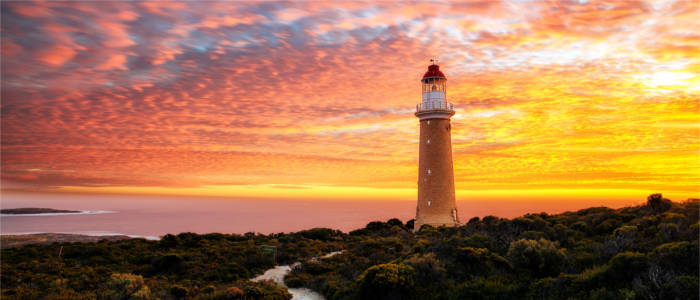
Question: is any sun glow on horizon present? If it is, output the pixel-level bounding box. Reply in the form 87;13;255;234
30;185;698;205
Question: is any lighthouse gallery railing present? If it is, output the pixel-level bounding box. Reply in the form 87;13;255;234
416;101;454;113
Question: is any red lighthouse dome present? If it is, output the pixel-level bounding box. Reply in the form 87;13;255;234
422;64;445;79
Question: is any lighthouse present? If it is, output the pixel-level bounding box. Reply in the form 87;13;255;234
414;60;459;231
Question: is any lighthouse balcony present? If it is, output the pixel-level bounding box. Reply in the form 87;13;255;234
416;101;455;113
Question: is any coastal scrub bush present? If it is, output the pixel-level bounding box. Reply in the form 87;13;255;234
104;273;152;300
201;284;216;294
604;252;647;282
243;280;292;300
284;272;313;288
159;234;179;248
169;284;188;299
507;238;566;277
405;219;415;230
297;228;342;241
357;263;415;300
457;247;511;276
151;253;184;274
455;276;520;299
404;253;444;282
649;241;699;275
387;218;404;228
224;286;244;299
647;193;672;214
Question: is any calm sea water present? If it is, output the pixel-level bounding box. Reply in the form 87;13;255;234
1;192;642;238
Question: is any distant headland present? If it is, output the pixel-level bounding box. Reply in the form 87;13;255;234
0;207;81;214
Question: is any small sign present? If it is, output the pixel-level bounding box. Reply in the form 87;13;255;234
260;245;277;262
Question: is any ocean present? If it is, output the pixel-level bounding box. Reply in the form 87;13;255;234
1;192;642;238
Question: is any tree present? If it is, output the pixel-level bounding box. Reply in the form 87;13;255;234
357;263;415;300
225;286;244;299
387;218;404;228
151;253;183;274
457;247;510;275
159;234;179;248
647;194;672;214
650;242;699;275
169;285;188;299
406;219;415;230
604;252;647;282
507;238;566;277
104;273;152;300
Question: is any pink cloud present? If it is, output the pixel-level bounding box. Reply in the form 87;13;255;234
37;44;76;66
96;54;128;70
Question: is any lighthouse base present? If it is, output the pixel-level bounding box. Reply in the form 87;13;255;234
414;218;460;232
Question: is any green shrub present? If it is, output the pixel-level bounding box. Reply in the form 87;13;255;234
405;219;415;230
225;286;244;299
298;228;341;241
284;272;312;288
151;253;184;274
604;252;648;283
650;241;699;275
357;263;415;300
404;253;445;283
456;276;520;299
159;234;179;248
105;273;152;300
201;284;216;294
169;284;188;298
457;247;510;275
647;193;672;214
507;238;566;277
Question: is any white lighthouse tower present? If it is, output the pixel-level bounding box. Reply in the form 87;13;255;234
414;60;459;231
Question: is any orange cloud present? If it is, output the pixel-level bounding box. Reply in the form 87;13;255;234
1;1;698;202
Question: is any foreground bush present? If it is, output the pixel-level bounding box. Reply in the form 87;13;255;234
357;263;415;300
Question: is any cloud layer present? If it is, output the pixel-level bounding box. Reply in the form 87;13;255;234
2;1;698;198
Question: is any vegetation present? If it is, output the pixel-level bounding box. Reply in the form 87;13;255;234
1;229;342;299
285;194;699;300
1;194;698;300
1;233;130;249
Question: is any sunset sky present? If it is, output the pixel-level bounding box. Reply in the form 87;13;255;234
2;1;698;203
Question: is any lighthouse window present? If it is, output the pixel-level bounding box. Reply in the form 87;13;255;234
427;169;432;175
428;200;432;207
426;139;430;144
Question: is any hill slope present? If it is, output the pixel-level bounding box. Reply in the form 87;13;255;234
1;194;697;300
288;194;699;300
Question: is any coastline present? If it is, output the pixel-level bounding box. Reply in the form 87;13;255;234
0;210;118;217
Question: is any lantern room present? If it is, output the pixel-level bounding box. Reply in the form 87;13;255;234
421;64;446;104
416;60;454;115
422;65;446;93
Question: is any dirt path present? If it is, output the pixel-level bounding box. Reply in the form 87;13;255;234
251;251;344;300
